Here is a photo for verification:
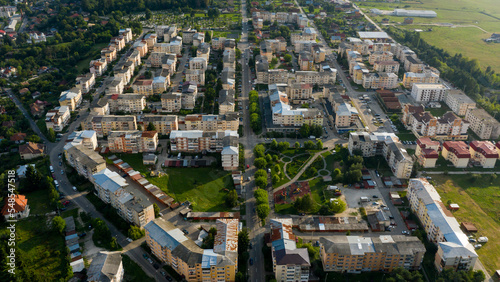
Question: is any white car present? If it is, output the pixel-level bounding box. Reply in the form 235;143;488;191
72;186;77;191
126;238;133;242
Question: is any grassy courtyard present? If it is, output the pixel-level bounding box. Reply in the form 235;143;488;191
286;153;311;179
147;168;234;212
431;174;500;274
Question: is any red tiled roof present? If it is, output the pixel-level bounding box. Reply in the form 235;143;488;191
19;142;45;155
421;148;438;159
141;131;157;138
417;137;440;149
443;141;470;158
1;194;28;216
470;141;499;158
10;133;26;141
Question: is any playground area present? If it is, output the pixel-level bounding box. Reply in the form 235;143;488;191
273;181;311;205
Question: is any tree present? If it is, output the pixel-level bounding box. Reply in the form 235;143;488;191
256;203;270;220
304;140;315;150
52;216;66;233
265;154;273;164
24;166;44;192
255;169;267;179
271;57;278;65
255;176;267;189
226;190;238;208
295;141;300;149
300;124;310;137
254;157;267;169
272;174;280;185
284;54;292;63
316;140;323;150
278;141;290;152
254;189;269;205
147;122;156;131
253;144;266;158
329;199;347;213
48;128;56;141
273;164;281;175
205;31;211;43
153;203;160;218
308;4;315;13
145;9;152;20
27;135;41;143
270;139;278;150
128;225;145;240
238;228;250;254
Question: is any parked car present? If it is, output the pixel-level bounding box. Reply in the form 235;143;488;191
153;263;159;269
249;258;254;265
72;186;77;191
61;169;64;175
126;238;133;242
143;254;148;259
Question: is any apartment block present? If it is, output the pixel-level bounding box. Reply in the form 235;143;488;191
285;83;313;104
64;144;106;181
189;57;208;71
465;108;500;140
404;56;424;73
145;218;238;281
219;90;235;115
82;115;137;137
362;72;398;89
59;87;82;111
141;115;178;135
269;89;323;127
291;29;317;44
211;37;226;50
66;130;98;151
181;82;198;110
101;46;117;63
221;67;236;90
170;130;238;153
407;178;478;272
87;251;124;282
298;51;314;71
89;58;108;76
185;69;205;85
320;235;425;273
75;73;96;94
293;40;317;53
184;113;239;132
103;94;146;113
411;83;447;102
108;131;158;153
335;102;358;129
445;90;476;116
196;42;210;61
153;42;181;55
265;38;287;53
268;69;290;84
223;50;236;69
221;146;239;171
402;72;439;88
441;141;470;168
348;132;413;179
155;25;177;42
368;51;393;65
407;111;469;140
313;45;326;63
373;61;400;73
270;219;310;282
45;106;70;132
415;138;440;168
469;141;498;168
93;168;155;228
132;80;154;96
144;33;157;51
295;70;336;85
161;93;182;113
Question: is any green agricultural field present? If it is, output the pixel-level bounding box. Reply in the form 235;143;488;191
147;168;234;212
432;174;500;274
357;0;500;71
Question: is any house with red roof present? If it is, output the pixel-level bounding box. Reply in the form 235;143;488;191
442;141;470;168
1;194;30;220
19;142;46;160
416;138;440;168
469;141;498;168
10;132;26;144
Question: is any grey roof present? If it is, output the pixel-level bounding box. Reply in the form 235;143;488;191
87;252;123;282
64;217;76;232
219;90;235;105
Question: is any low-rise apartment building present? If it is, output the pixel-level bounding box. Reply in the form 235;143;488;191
64;144;106;181
407;178;478;272
101;46;117;63
335;102;358;130
221;146;239;171
181;82;198;110
469;141;498;168
105;77;126;95
82;115;137;137
89;58;108;76
103;94;146;113
270;89;323;127
291;29;317;44
270;218;310;282
189;57;208;71
184;113;239;132
141;115;178;135
59;87;82;111
75;73;96;93
185;69;205;85
320;235;425;273
362;72;398;89
445;90;476;116
298;51;314;71
407;111;469;140
402;72;439;88
368;51;393;65
144;33;158;51
411;83;447;102
373;61;400;73
285;83;313;104
465;108;500;140
404;56;424;73
295;70;336;85
132;80;154;96
170;130;238;153
415;138;440;168
144;218;238;281
66;130;98;151
45;106;71;132
161;93;182;113
441;141;470;168
219;90;235;115
108;131;159;153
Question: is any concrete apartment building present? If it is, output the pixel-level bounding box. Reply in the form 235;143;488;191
153;43;181;55
161;93;182;113
45;106;71;132
269;89;323;127
445;89;476;116
59;87;82;111
66;130;98;151
290;28;317;44
415;137;440;168
320;235;425;273
362;72;398;89
75;73;96;94
107;131;159;153
269;218;310;282
82;115;137;137
144;218;238;281
335;102;358;132
89;58;108;76
441;141;470;168
169;130;238;153
407;111;469;140
298;51;314;71
218;90;235;115
348;132;413;179
313;45;326;64
189;57;208;71
101;46;117;63
211;37;226;50
368;51;393;65
181;82;198;110
93;168;155;228
265;38;287;53
465;108;500;140
105;77;126;95
221;146;239;171
411;83;447;102
402;72;439;88
87;252;124;282
64;144;106;181
373;61;400;73
469;141;498;168
132;80;154;96
407;178;478;272
184;113;239;132
141;115;178;135
185;69;205;86
196;42;210;61
144;33;158;51
294;70;336;85
103;94;146;113
293;40;317;53
221;67;236;90
403;56;424;73
285;83;313;104
223;50;236;69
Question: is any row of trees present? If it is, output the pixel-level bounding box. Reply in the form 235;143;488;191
254;189;270;224
82;0;210;14
249;90;262;133
299;124;323;138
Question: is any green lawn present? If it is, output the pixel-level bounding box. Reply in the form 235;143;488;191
75;42;110;74
123;254;153;281
273;161;290;188
428;102;452;117
397;132;417;141
111;153;150;174
0;217;71;281
147;168;234;212
286;153;311;179
275;177;328;215
26;189;53;215
432;174;500;274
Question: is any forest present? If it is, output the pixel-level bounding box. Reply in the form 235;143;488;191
81;0;210;14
